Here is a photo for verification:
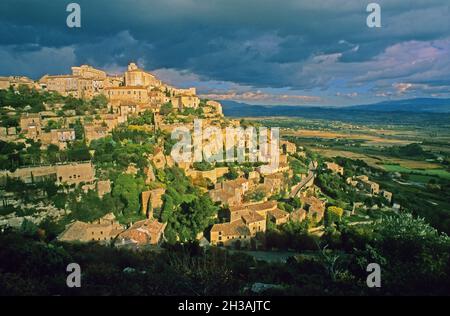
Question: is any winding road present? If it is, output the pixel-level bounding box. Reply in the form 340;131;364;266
289;161;317;198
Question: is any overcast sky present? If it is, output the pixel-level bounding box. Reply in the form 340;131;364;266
0;0;449;106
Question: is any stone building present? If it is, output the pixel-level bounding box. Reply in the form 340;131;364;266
205;100;223;116
105;86;150;107
39;65;118;99
356;175;380;195
186;167;229;185
217;178;251;196
115;218;166;248
84;124;108;144
281;140;297;155
95;113;121;131
241;211;266;236
46;128;76;149
210;220;251;247
55;162;96;185
381;190;393;203
245;200;278;217
20;113;43;140
290;208;307;223
299;194;326;223
209;178;251;206
58;213;124;244
125;62;162;88
171;95;201;110
0;76;37;90
325;162;344;176
209;187;242;207
267;208;290;225
210;199;290;247
0;162;95;186
168;87;197;96
149;90;170;106
263;173;286;194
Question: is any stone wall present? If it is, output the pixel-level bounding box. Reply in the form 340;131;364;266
0;162;95;186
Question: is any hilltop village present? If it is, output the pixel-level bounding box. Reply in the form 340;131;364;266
0;64;395;250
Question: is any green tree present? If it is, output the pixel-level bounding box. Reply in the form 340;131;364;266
172;194;218;242
161;194;174;223
43;119;62;133
225;166;239;180
20;219;39;239
160;102;173;115
70;119;84;140
46;144;61;163
326;206;344;225
112;174;145;216
90;94;108;109
67;141;91;161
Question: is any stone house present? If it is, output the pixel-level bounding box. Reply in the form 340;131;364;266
0;162;95;186
290;208;307;223
0;76;37;90
209;187;242;206
115;218;166;248
20;113;42;139
186;167;229;185
300;194;326;223
281;140;297;155
58;213;124;244
84;124;108;144
241;211;266;236
268;208;290;225
325;162;344;176
210;220;251;247
381;190;393;203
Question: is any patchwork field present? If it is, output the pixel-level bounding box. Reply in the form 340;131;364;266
284;129;414;146
256;117;450;182
312;148;450;180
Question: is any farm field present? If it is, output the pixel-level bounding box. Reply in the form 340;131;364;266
382;164;450;180
284;129;414;146
251;117;450;185
307;143;450;180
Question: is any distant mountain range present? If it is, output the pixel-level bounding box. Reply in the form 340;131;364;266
221;98;450;124
346;98;450;113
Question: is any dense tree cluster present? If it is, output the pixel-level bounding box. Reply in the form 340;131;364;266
91;136;154;173
157;167;218;243
0;139;92;171
127;110;154;126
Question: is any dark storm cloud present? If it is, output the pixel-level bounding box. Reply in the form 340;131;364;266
0;0;449;101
